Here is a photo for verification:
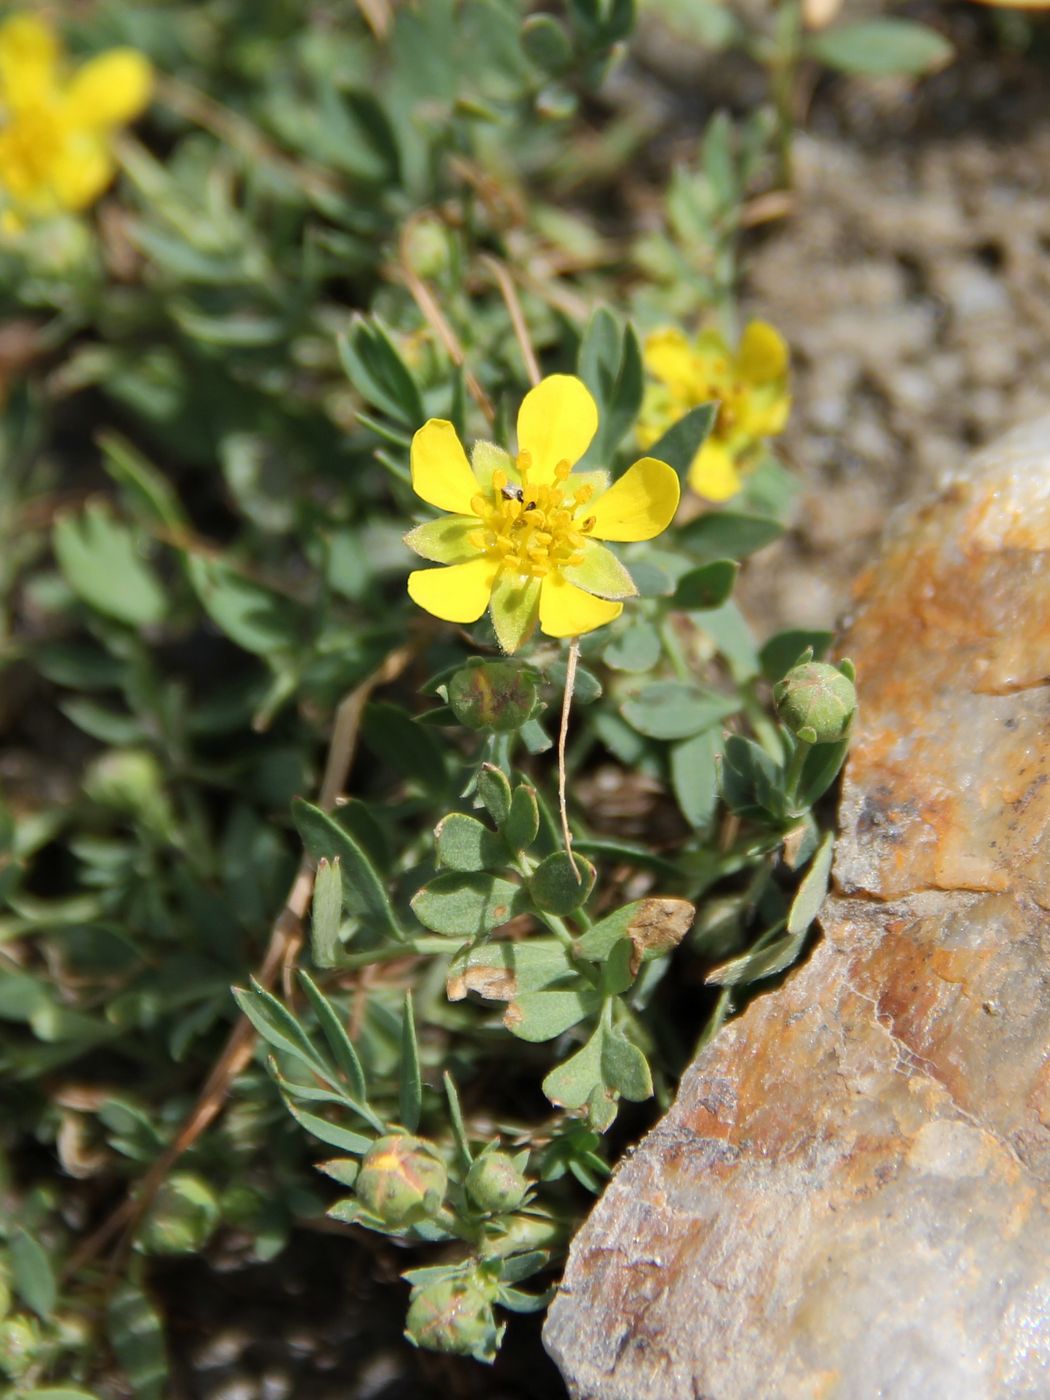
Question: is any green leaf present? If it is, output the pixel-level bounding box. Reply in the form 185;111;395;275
542;1024;604;1109
281;1096;373;1155
549;658;602;704
99;431;187;533
310;858;344;968
443;1071;474;1166
578;308;644;463
678;511;782;562
788;831;835;935
297;972;367;1103
186;555;301;658
528;851;596;914
503;784;539;853
621;682;737;741
576;897;694;966
411;872;522;937
293;799;402;942
520;716;552;753
436;813;501;872
362;702;448;794
808;20;953;77
400;992;422;1133
720;734;783;818
799;736;850;807
10;1227;56;1318
521;14;573;73
446;937;574;1000
477;764;512;825
760;629;834;682
233;981;327;1080
601;1029;652;1101
53;504;167;628
338;315;424;427
108;1281;169;1400
674;559;739;610
504;987;600;1042
645;403;717;479
602;622;660;673
706;926;805;987
670;727;721;829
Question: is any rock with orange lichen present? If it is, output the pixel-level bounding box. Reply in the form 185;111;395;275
544;419;1050;1399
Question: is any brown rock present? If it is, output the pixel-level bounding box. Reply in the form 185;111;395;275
544;420;1050;1398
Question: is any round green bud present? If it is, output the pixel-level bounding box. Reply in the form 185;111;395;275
138;1172;221;1256
0;1315;39;1381
405;1277;501;1361
448;662;537;734
82;748;173;832
356;1135;447;1226
465;1151;529;1214
773;661;856;745
403;216;452;280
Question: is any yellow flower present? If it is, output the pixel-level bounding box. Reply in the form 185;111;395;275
0;13;152;230
405;374;680;652
638;321;791;503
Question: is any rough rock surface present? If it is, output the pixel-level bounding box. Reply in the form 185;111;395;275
543;419;1050;1399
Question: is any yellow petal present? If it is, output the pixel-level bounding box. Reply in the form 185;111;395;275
403;516;479;563
746;390;792;438
689;439;742;502
411;419;481;514
66;49;153;128
516;375;598;485
562;540;637;599
737;321;789;383
489;573;541;654
586;457;680;542
643;328;696;395
49;133;114;211
0;14;59;109
407;558;496;623
539;574;622;639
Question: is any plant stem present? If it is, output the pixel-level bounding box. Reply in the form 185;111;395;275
557;638;581;878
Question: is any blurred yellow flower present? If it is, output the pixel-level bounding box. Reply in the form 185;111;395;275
405;374;680;652
0;13;152;230
638;321;791;502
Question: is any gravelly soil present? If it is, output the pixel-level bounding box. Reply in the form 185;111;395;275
170;13;1050;1400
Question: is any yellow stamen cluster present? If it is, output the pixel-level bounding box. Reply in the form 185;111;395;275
468;455;596;579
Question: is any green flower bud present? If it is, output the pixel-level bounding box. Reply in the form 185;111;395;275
356;1135;447;1226
405;1276;502;1362
773;661;856;745
448;662;537;734
465;1151;529;1214
0;1315;39;1381
138;1172;220;1255
403;216;452;280
82;747;174;832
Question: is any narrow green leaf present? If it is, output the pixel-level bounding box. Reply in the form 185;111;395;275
297;972;367;1103
788;831;835;935
186;555;300;657
11;1227;56;1319
99;431;187;532
760;629;834;682
808;19;953;77
443;1071;474;1166
644;404;717;480
293;799;402;942
108;1281;169;1400
706;926;805;986
678;511;782;562
799;736;850;807
281;1096;373;1155
400;992;422;1133
310;858;344;968
602;622;660;673
232;981;328;1081
338;315;424;427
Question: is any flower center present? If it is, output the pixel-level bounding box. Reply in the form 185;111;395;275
468;454;596;579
